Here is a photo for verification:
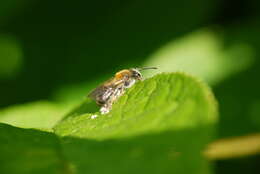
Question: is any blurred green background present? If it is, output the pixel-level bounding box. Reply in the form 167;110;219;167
0;0;260;173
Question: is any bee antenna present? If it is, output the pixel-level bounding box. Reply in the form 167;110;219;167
136;67;158;71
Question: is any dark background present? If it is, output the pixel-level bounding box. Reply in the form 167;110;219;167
0;0;260;173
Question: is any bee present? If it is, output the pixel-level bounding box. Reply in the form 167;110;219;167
88;67;157;114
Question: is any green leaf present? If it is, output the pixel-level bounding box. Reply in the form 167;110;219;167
144;29;254;86
0;123;71;174
0;101;67;130
54;73;218;174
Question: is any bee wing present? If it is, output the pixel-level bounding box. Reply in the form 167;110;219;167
87;85;111;100
88;78;124;105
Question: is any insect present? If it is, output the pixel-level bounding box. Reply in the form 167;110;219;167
88;67;157;114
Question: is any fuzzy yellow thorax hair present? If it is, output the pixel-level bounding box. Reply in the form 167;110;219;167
115;69;131;80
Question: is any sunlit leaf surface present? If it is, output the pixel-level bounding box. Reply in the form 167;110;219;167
54;73;218;174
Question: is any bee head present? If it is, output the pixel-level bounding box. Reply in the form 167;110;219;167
130;67;157;80
130;69;143;80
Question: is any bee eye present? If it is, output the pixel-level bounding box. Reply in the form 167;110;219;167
130;69;142;79
135;73;142;79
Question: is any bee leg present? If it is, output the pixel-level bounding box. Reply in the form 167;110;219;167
100;87;124;115
100;100;113;114
100;103;112;114
100;106;109;114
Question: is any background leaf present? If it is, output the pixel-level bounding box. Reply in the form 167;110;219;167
143;29;254;86
0;123;70;174
0;101;67;130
